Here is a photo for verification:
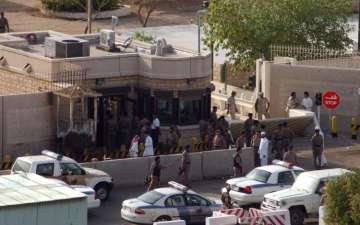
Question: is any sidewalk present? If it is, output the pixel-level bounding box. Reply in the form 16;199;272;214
293;135;360;170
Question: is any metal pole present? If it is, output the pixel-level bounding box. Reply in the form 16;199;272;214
317;105;321;126
87;0;92;34
197;12;201;55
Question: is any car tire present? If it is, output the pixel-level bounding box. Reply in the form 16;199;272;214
155;216;171;222
290;207;305;225
94;183;110;201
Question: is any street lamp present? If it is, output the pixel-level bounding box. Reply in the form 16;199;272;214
196;0;210;55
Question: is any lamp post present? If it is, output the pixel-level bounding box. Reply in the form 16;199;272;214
196;1;210;55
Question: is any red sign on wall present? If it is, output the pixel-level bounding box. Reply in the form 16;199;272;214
323;91;340;109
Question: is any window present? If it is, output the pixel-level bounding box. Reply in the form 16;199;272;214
12;160;31;173
278;171;295;184
36;163;54;177
157;98;173;124
185;194;210;207
179;99;201;125
60;163;83;176
165;195;186;207
138;191;165;204
246;169;271;183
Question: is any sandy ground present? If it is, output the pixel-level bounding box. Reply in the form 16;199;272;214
0;0;203;34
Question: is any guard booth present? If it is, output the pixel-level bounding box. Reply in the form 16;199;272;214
0;173;87;225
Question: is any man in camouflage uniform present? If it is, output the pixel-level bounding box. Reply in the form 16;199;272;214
312;128;323;169
255;92;270;120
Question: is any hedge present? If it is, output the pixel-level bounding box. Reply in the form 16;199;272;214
41;0;119;12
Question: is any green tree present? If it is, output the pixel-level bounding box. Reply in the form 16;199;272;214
204;0;353;71
325;170;360;225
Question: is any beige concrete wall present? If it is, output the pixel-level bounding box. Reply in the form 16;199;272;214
265;63;360;133
0;92;56;159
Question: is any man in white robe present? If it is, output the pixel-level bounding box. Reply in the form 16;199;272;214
259;132;269;166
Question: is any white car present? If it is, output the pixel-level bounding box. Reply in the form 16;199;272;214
222;160;304;206
262;168;350;225
121;181;222;224
49;179;100;209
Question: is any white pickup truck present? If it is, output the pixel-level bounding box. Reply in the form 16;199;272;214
11;150;114;201
261;168;349;225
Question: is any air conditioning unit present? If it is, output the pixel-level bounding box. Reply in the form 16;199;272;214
45;36;90;58
99;29;116;49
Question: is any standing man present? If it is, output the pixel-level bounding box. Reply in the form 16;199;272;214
148;156;166;191
0;12;9;33
227;91;238;120
179;145;191;186
311;128;323;169
259;132;269;166
143;128;154;157
210;106;218;122
244;113;254;147
280;122;294;153
283;146;298;165
301;91;313;111
233;148;242;177
285;92;299;113
272;124;283;160
151;114;160;149
251;130;261;166
212;129;227;150
255;92;270;120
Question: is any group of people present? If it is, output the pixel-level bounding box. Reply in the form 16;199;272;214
286;91;314;112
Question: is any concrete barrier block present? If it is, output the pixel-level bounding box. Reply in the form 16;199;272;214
202;149;235;179
241;147;254;174
153;220;186;225
82;157;152;186
206;215;237;225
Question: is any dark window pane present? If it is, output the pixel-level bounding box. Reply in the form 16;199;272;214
179;99;200;125
36;163;54;177
278;171;295;184
157;98;173;124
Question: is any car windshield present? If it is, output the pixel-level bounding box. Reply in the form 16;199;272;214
292;174;319;193
12;160;31;173
246;169;271;183
138;191;165;205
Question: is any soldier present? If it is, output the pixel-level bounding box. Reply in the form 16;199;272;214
281;122;294;153
244;113;255;147
221;184;233;209
251;130;261;166
272;124;283;160
283;145;298;165
285;92;299;113
311;128;323;169
147;156;166;191
255;92;270;120
233;148;242;177
179;145;191;186
227;91;238;120
0;12;9;33
212;129;227;150
166;126;179;153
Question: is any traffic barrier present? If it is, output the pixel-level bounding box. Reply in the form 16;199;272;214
206;214;238;225
153;220;185;225
246;208;290;225
351;117;357;139
330;116;338;137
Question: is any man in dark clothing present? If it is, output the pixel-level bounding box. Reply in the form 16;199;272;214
148;156;166;191
244;113;254;147
233;148;242;177
0;12;9;33
281;122;294;153
272;124;283;160
311;128;323;169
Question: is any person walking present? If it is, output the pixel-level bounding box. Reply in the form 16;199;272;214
179;145;191;186
255;92;270;120
285;92;299;113
0;12;9;33
227;91;238;120
244;113;255;147
233;148;242;177
251;130;261;166
283;146;298;165
272;124;283;160
143;128;154;157
280;122;294;153
151;114;161;149
311;128;323;169
259;132;269;166
212;129;227;150
301;91;313;111
147;156;166;191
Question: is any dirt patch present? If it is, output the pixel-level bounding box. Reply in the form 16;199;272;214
0;0;39;12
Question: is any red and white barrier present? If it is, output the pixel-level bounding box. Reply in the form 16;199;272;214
153;220;186;225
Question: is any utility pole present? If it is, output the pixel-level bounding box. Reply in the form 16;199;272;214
87;0;92;34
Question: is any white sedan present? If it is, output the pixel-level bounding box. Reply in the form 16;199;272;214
222;160;304;206
121;181;222;224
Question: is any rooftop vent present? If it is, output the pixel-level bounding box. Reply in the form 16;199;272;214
45;36;90;58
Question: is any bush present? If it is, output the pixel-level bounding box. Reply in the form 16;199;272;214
325;170;360;225
132;31;156;44
41;0;119;12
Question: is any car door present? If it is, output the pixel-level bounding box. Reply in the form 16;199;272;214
36;163;55;178
307;180;324;214
277;171;295;189
184;194;212;224
164;195;188;221
59;162;86;185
